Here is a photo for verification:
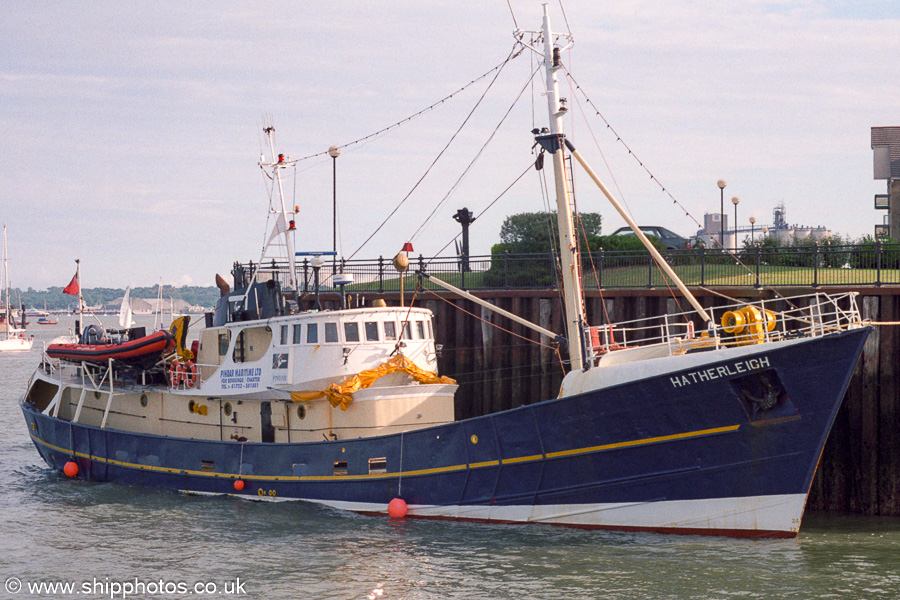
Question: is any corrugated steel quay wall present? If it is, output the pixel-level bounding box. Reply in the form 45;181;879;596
314;287;899;516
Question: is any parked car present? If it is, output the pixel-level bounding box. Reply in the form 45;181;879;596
610;226;690;250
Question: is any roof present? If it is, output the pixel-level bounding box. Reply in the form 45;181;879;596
871;126;900;179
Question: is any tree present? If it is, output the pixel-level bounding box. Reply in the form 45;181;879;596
497;211;602;254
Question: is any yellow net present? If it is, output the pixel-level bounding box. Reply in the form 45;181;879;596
290;354;456;410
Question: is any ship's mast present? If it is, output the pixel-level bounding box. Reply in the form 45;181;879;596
261;125;297;289
539;6;586;371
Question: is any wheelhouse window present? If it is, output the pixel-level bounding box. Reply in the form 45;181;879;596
280;325;288;346
416;321;425;340
344;322;360;343
307;323;318;344
365;321;379;342
384;321;397;340
325;322;338;343
402;322;413;340
292;324;302;344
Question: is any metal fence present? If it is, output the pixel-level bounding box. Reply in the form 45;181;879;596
244;242;900;293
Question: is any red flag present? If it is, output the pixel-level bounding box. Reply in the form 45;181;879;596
63;273;80;296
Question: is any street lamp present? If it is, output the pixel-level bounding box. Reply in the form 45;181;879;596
749;216;756;243
717;180;727;247
731;196;740;249
328;145;341;272
762;226;769;240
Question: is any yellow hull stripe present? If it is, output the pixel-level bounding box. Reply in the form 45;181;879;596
29;424;739;483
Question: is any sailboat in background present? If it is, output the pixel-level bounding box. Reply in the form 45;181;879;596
119;287;135;328
0;225;33;352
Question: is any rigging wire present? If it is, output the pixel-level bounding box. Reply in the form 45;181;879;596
561;66;801;311
424;288;561;351
506;0;518;29
291;51;524;164
558;0;573;38
347;159;536;298
409;62;542;245
424;160;538;265
347;43;524;261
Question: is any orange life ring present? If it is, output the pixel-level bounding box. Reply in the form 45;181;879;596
169;360;182;385
182;360;197;388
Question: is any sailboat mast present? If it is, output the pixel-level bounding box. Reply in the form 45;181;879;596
2;226;8;322
540;6;586;371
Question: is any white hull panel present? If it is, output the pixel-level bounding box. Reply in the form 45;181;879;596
309;494;808;537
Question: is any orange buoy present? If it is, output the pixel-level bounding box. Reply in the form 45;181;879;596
234;479;245;491
63;461;78;478
387;497;408;519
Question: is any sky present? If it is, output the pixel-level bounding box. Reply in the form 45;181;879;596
2;1;900;290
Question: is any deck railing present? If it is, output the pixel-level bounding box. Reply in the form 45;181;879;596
239;242;900;293
583;291;863;363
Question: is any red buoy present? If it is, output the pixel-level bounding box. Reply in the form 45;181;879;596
387;497;408;519
234;479;245;491
63;461;78;478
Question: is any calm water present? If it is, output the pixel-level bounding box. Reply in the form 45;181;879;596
1;319;898;599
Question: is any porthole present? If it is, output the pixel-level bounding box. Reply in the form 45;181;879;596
188;399;196;413
140;394;148;408
296;405;307;420
223;402;233;417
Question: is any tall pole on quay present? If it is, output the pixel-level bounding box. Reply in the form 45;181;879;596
717;179;727;247
328;145;341;273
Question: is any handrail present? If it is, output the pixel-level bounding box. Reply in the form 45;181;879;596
238;243;900;293
582;291;863;365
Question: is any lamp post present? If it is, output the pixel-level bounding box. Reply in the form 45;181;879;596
749;216;756;243
762;226;769;240
731;196;740;249
328;145;341;272
717;180;727;247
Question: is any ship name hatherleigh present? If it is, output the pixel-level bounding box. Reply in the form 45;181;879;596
670;356;771;388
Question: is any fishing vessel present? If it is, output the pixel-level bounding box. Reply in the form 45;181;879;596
19;8;869;537
1;226;33;352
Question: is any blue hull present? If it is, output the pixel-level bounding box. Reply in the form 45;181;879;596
21;327;869;537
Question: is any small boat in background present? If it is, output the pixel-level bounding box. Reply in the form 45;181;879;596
0;226;33;352
37;317;59;325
